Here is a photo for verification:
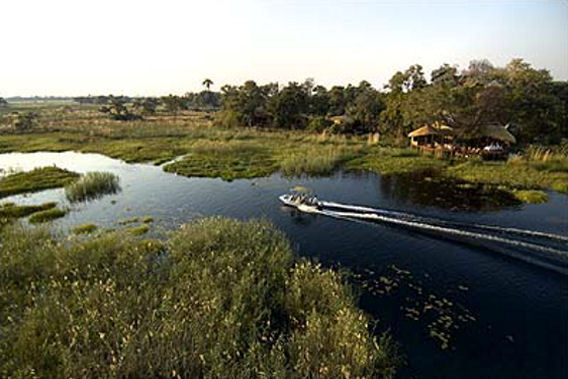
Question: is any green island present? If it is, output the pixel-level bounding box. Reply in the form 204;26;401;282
0;167;79;198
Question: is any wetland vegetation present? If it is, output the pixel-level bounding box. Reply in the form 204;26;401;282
0;166;78;199
0;218;400;378
65;171;120;202
1;56;567;378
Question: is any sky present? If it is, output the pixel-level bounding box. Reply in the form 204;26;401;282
1;0;566;96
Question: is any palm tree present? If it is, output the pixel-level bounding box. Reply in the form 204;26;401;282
202;78;213;91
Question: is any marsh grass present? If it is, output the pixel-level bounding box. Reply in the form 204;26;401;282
279;145;360;177
448;160;568;194
72;223;98;234
126;223;150;235
0;202;58;230
347;147;448;176
511;190;549;204
117;217;139;225
0;217;400;378
65;172;120;202
2;104;566;197
0;166;79;198
164;140;278;180
28;208;67;223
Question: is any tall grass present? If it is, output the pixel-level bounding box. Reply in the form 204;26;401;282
524;145;568;163
65;172;120;202
279;145;358;177
0;218;400;378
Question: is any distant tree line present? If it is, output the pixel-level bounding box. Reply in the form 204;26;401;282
76;90;221;121
219;59;567;144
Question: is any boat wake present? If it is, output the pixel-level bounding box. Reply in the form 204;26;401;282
291;199;568;275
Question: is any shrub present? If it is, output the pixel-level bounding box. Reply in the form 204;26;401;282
65;172;120;202
306;116;332;133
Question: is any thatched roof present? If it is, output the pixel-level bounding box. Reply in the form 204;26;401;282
408;125;440;138
475;124;516;144
437;124;454;136
329;115;354;125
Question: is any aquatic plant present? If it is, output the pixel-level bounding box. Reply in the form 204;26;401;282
0;166;79;198
65;171;120;202
126;223;150;236
0;217;400;378
117;217;139;225
28;208;67;223
72;223;97;234
0;202;58;231
511;190;549;204
163;141;278;180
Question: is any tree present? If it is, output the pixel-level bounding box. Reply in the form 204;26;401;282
431;64;458;87
327;86;347;116
7;111;38;132
0;97;8;107
99;96;140;121
310;85;330;116
133;97;158;116
269;82;309;129
202;78;214;91
161;95;184;116
345;81;384;134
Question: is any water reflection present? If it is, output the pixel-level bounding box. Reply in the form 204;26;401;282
379;169;521;211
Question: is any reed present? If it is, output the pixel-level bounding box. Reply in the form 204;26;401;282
65;172;120;202
279;145;358;177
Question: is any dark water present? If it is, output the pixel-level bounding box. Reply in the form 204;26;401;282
1;152;567;378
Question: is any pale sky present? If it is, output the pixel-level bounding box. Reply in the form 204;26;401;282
1;0;567;96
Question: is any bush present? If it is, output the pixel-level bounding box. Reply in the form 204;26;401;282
0;217;400;378
306;116;332;133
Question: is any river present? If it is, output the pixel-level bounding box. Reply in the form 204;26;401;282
1;151;567;378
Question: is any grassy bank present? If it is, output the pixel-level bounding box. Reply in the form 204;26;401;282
2;105;566;198
0;166;79;198
0;218;400;377
348;147;568;197
0;202;58;230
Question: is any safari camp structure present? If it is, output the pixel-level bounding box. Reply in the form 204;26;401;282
407;122;516;159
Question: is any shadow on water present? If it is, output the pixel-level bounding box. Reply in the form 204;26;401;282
379;169;521;211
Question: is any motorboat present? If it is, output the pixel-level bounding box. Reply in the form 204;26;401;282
279;192;322;213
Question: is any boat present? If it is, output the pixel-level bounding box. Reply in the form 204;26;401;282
279;189;322;213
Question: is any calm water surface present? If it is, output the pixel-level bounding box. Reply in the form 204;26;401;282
1;152;567;379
